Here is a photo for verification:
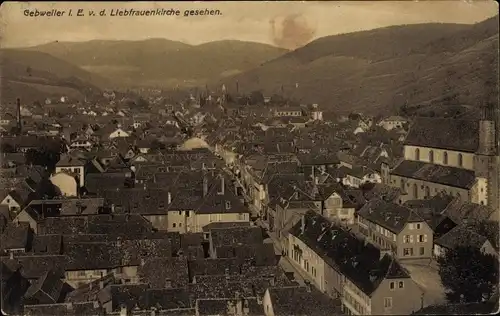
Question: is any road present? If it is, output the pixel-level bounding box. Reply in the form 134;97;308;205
402;263;447;307
222;165;310;285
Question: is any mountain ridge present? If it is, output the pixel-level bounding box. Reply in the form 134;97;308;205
24;39;289;88
219;17;499;115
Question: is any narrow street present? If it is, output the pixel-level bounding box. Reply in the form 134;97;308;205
223;164;310;286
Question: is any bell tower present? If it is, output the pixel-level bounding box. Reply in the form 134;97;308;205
474;102;499;211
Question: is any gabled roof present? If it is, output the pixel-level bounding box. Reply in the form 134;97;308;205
267;286;341;316
435;225;489;250
391;160;477;189
357;199;424;234
289;211;411;296
404;118;479;152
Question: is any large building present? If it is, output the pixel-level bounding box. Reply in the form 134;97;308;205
389;106;499;213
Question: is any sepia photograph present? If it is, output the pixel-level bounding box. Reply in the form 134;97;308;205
0;1;499;315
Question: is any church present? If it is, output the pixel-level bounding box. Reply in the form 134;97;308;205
388;104;499;213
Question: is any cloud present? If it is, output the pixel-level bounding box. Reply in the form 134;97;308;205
270;14;316;50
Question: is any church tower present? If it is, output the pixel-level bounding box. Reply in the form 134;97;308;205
475;102;499;211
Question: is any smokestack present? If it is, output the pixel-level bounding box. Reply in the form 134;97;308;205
16;98;22;133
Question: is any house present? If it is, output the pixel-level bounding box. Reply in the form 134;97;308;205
357;199;434;261
274;107;304;117
1;183;35;211
433;225;498;258
288;211;424;315
263;285;341;316
55;154;85;188
310;104;323;121
378;116;408;131
189;175;251;233
69;139;93;151
0;221;34;254
50;171;79;197
1;260;31;315
23;269;65;305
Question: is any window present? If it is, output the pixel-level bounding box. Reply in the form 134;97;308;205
409;223;414;230
238;213;244;220
415;148;420;160
419;247;425;255
398;281;404;289
458;153;463;167
172;223;176;228
225;201;231;209
384;297;393;308
416;223;421;229
429;150;434;163
400;179;405;191
179;223;182;227
425;186;430;198
403;248;413;256
179;211;182;215
390;282;395;290
413;183;418;199
404;235;410;243
418;235;424;242
443;151;448;165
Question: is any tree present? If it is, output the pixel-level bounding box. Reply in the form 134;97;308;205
249;90;264;105
269;94;284;105
438;245;498;303
24;147;60;171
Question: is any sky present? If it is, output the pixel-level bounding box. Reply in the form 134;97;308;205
0;1;498;49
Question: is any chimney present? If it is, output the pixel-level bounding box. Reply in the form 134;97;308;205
219;176;225;195
203;176;208;197
16;98;22;133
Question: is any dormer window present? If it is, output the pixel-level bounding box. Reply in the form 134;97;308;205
225;201;231;210
159;202;165;209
